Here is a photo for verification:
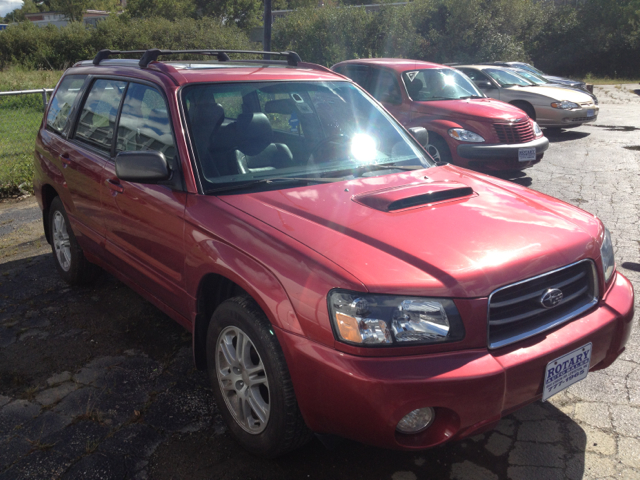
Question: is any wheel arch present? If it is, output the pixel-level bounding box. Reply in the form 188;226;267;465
509;100;536;120
41;184;60;244
190;251;304;371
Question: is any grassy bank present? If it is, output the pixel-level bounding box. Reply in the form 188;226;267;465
0;68;63;197
582;76;640;85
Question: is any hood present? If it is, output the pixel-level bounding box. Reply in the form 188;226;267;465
545;75;585;87
220;166;601;298
412;97;526;123
505;85;593;103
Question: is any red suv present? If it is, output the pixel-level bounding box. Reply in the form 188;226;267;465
34;49;633;457
331;59;550;171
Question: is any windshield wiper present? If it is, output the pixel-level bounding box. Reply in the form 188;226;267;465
205;176;336;194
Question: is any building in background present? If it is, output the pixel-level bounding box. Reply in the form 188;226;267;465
24;10;110;27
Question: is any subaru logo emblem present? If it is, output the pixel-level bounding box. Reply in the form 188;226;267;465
540;288;563;308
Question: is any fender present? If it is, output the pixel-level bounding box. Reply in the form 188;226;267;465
409;117;463;137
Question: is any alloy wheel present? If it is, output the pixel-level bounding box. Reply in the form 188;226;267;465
216;325;270;434
52;211;72;272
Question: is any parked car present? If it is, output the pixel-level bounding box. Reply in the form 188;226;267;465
35;48;634;458
508;67;598;105
485;61;589;92
331;58;549;171
457;65;599;130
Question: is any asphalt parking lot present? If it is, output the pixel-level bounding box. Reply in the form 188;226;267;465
0;84;639;480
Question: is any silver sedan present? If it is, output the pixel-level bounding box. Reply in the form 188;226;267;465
456;65;598;129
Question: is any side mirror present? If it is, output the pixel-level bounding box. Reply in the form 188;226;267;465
115;151;171;183
409;126;429;146
475;80;494;89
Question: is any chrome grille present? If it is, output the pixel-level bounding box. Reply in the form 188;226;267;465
494;122;535;144
488;260;598;349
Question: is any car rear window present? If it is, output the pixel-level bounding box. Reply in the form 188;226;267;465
46;75;87;134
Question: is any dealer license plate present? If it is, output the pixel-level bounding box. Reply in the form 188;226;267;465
542;343;592;401
518;147;536;162
587;109;595;117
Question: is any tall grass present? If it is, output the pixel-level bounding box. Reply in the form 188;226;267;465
0;67;63;196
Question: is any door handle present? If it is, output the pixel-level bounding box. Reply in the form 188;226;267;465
106;178;124;194
59;153;72;166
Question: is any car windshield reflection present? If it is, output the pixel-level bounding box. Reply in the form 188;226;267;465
401;69;484;101
182;81;432;192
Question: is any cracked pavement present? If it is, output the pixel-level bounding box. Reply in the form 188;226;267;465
0;84;638;479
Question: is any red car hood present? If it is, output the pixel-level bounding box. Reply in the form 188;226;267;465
413;98;526;123
220;165;601;298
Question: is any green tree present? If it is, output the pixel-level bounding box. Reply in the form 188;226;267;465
50;0;92;22
126;0;196;20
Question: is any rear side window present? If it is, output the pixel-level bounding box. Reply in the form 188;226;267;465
116;83;176;160
74;79;127;154
46;75;87;134
337;65;371;90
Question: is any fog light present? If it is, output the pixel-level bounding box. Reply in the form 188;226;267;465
396;407;435;434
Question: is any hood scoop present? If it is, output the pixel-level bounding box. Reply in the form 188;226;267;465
353;181;475;212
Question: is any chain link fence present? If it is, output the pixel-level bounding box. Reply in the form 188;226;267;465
0;89;53;196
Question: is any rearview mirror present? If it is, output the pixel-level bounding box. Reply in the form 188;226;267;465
115;151;171;184
409;127;429;147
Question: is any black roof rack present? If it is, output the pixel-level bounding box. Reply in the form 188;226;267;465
92;49;302;68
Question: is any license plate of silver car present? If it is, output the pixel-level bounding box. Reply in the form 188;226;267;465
518;147;536;162
542;343;592;401
587;109;595;117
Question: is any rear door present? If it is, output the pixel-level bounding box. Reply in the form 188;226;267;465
100;81;189;318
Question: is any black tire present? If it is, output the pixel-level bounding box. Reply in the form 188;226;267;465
425;134;452;165
48;196;99;285
206;296;312;458
511;101;536;120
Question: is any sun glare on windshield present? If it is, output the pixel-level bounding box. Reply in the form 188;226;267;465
350;133;378;163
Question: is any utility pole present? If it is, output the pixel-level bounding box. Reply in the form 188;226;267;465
263;0;272;57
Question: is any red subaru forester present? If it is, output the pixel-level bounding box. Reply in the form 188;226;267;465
331;59;550;171
34;49;633;458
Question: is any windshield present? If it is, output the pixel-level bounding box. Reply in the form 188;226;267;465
484;68;535;87
401;69;483;101
511;69;549;85
182;81;432;192
513;63;546;76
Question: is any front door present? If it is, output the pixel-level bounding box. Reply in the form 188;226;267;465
99;82;189;318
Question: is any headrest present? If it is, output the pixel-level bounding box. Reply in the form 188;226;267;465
264;99;297;115
406;78;423;100
234;113;273;156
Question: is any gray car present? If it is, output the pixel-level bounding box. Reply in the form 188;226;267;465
508;67;598;105
456;65;598;130
485;61;589;93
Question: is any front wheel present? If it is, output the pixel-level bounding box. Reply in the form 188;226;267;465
426;134;452;165
206;296;312;457
48;196;99;285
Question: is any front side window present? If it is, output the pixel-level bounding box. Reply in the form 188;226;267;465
484;68;534;87
116;83;176;160
337;65;371;90
46;75;87;134
182;81;432;192
402;69;483;101
74;79;127;153
369;70;402;105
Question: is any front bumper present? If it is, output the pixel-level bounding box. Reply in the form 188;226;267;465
537;105;599;128
278;272;634;450
457;136;549;160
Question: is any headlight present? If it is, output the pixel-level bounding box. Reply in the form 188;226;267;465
328;290;465;346
550;100;580;110
448;128;485;143
600;227;615;283
533;121;542;136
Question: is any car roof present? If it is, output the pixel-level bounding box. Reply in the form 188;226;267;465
71;52;345;86
332;58;450;72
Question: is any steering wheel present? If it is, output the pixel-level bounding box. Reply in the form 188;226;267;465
308;134;350;164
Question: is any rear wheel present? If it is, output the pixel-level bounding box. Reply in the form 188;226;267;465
206;296;312;457
48;196;99;285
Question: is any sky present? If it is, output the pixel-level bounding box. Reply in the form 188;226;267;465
0;0;23;18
